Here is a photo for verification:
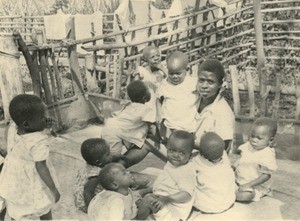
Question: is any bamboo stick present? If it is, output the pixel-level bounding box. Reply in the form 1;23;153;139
39;49;52;105
85;54;98;92
272;72;282;119
263;20;300;24
261;7;300;13
50;51;64;99
112;55;118;98
261;0;300;4
229;65;240;115
245;70;255;117
105;55;110;96
263;30;300;34
253;0;267;117
45;50;58;102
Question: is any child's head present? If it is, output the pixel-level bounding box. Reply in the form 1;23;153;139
166;51;189;85
250;117;277;150
197;59;225;100
9;94;47;133
98;163;134;191
199;132;224;164
143;46;161;68
127;80;151;103
81;138;112;167
167;130;194;167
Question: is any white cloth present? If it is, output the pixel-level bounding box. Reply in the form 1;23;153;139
157;75;198;132
235;142;277;190
88;189;137;221
192;151;235;213
0;131;55;219
153;162;196;221
101;102;155;153
194;94;235;145
44;10;71;40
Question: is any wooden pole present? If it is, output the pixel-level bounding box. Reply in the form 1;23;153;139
85;54;98;92
295;78;300;145
245;69;255;117
65;16;84;94
272;72;281;119
229;65;240;115
253;0;267;116
0;36;24;121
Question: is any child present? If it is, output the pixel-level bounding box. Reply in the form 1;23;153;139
87;163;139;220
234;117;278;202
192;132;235;214
101;80;167;168
74;138;112;213
134;46;168;120
0;94;60;220
157;51;198;140
136;130;196;220
134;46;167;91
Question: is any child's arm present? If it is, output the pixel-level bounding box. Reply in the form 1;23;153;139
83;177;99;207
239;173;271;192
153;191;191;210
35;160;60;203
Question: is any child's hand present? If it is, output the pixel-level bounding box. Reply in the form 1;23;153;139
46;117;56;128
52;188;61;203
152;195;170;210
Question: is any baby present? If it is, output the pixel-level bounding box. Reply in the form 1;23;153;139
74;138;112;213
136;130;196;220
192;132;236;214
101;80;166;168
157;51;198;140
87;163;140;220
234;117;278;202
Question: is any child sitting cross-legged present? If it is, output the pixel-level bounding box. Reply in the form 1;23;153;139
234;117;278;202
192;132;236;214
136;130;196;220
74;138;112;213
101;80;167;168
87;163;141;220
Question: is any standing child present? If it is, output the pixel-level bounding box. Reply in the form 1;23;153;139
0;94;60;220
136;130;196;220
192;132;235;214
157;51;198;141
101;80;167;168
87;163;139;220
74;138;112;213
234;117;278;202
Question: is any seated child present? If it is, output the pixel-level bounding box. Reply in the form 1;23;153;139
157;51;198;140
101;80;167;168
192;132;235;214
0;94;60;220
74;138;112;213
136;130;196;220
234;117;278;202
87;163;140;220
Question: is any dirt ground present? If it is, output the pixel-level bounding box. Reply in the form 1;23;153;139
0;123;300;220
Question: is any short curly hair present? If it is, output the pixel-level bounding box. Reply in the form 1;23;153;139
169;130;195;151
127;80;149;103
98;163;122;191
253;117;277;137
9;94;44;126
81;138;110;166
199;132;225;161
198;59;225;84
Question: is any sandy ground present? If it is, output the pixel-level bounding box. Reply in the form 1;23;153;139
1;124;300;220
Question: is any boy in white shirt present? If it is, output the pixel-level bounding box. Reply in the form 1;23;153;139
192;132;236;214
157;51;198;141
234;117;278;202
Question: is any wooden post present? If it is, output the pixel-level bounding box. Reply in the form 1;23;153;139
0;36;24;121
295;77;300;145
245;69;255;117
272;72;281;119
65;16;84;94
85;54;98;92
50;51;64;99
105;55;110;96
112;54;118;98
229;65;240;115
253;0;267;116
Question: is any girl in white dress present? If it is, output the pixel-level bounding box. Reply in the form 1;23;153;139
0;94;60;220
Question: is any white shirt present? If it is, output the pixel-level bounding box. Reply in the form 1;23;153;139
192;151;236;213
157;75;198;132
235;142;277;189
194;94;235;145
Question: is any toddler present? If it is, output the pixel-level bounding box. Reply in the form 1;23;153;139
88;163;140;220
0;94;60;220
234;117;278;202
101;80;166;168
157;51;198;140
136;130;196;220
74;138;112;213
192;132;235;214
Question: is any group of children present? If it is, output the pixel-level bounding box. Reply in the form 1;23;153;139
0;46;278;220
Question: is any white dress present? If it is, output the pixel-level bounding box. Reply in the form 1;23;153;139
0;130;55;219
